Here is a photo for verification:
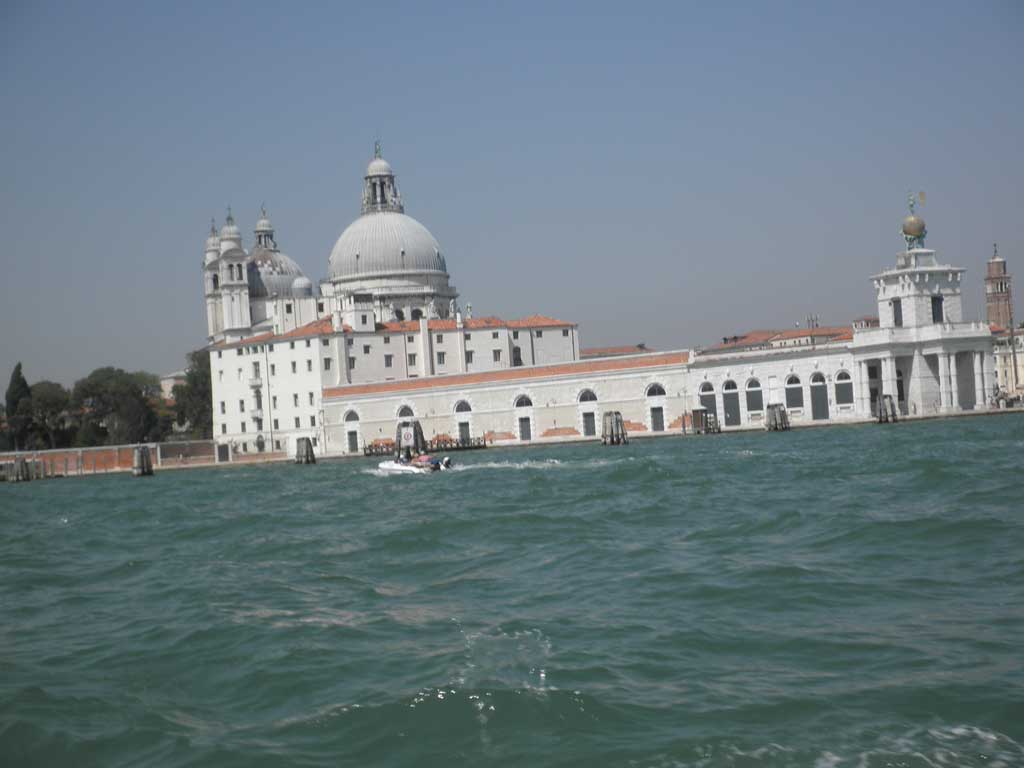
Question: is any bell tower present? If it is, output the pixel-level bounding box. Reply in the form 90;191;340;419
361;141;404;215
985;244;1013;330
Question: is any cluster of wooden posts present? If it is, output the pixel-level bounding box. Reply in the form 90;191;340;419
1;458;54;482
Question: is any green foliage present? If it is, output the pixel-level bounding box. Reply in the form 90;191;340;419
30;380;71;449
172;350;213;439
5;362;33;450
72;366;157;445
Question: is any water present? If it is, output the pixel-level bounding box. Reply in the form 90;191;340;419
2;415;1023;767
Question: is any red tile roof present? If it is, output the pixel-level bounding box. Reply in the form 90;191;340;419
324;350;690;399
214;317;351;349
506;314;575;328
581;344;654;359
705;326;852;352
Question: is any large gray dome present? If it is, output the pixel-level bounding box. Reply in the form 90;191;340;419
247;246;310;298
328;211;447;279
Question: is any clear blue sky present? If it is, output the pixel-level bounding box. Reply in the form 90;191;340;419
1;1;1021;385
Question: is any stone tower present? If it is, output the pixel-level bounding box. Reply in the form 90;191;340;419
985;244;1013;329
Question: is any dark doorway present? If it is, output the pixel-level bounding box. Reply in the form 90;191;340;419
810;374;829;420
699;387;717;418
650;407;665;432
722;381;740;426
458;421;471;443
347;430;359;453
582;412;596;436
518;417;532;441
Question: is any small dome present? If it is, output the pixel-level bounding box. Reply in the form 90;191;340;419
220;210;241;241
205;219;220;251
255;205;273;233
247;245;309;298
291;276;313;297
367;157;393;177
328;211;446;279
902;214;926;238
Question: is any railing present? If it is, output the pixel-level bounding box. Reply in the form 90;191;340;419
249;376;263;388
362;436;487;457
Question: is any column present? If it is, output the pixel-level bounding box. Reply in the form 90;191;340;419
981;351;993;407
884;355;898;401
948;352;960;411
859;360;871;417
938;353;950;410
911;348;924;416
974;351;985;410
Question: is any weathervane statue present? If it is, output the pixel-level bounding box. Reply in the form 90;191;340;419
901;190;927;250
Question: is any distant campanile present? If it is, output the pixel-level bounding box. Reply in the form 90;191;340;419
985;244;1014;329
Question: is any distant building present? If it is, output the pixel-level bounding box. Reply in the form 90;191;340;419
160;371;186;401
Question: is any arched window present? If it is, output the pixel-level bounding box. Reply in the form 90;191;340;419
835;371;853;405
785;375;804;409
411;308;423;321
398;405;414;418
646;383;666;397
811;372;826;385
344;410;359;422
212;274;219;290
723;380;738;391
578;389;597;403
454;400;472;413
699;382;714;394
746;378;763;412
514;395;533;408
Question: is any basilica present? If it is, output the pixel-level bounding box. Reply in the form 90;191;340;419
203;148;999;458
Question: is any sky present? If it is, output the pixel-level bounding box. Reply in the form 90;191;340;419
1;0;1022;386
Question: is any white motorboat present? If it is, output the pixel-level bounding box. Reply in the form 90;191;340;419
377;457;452;474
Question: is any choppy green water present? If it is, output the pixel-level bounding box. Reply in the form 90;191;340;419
2;415;1024;767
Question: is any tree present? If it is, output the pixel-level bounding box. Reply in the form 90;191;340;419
172;350;213;438
72;367;157;445
5;362;32;450
30;380;70;449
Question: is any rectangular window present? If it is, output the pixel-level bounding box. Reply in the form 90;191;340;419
294;417;300;428
868;365;878;379
513;330;519;340
291;361;297;373
437;351;446;365
241;422;246;433
289;341;295;349
407;335;414;343
492;331;499;339
293;394;299;407
436;334;443;343
286;303;292;314
464;333;470;341
346;337;353;346
892;298;903;328
308;392;314;405
239;399;245;413
324;358;332;370
466;350;474;364
273;418;279;430
310;416;316;427
270;364;276;376
384;336;390;344
363;344;370;354
361;314;367;325
408;353;417;366
237;348;243;356
217;350;222;359
268;344;274;352
931;295;944;323
317;302;324;313
220;401;225;414
219;370;223;381
385;354;393;368
272;395;277;408
348;357;356;369
275;440;281;450
242;442;247;452
562;328;569;337
306;360;312;371
221;424;226;434
493;349;501;362
305;339;311;348
536;330;543;338
322;338;329;346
